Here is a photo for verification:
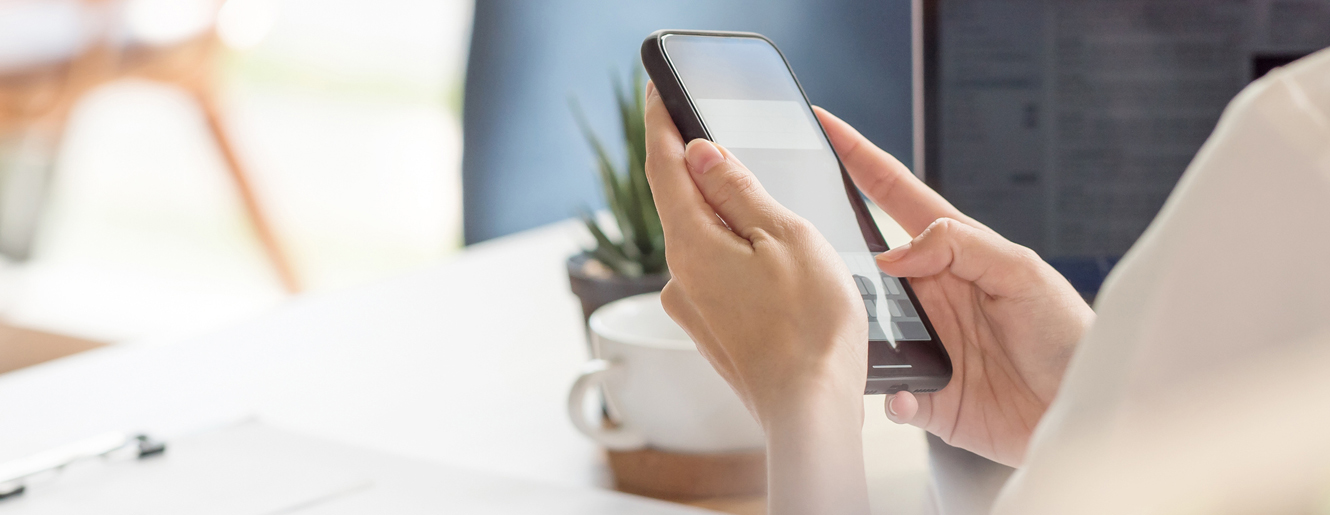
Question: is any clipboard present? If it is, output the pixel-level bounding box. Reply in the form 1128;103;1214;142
0;421;372;515
0;421;717;514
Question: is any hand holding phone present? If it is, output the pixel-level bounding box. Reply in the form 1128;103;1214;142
641;29;1096;469
642;86;877;513
641;30;951;395
652;132;873;423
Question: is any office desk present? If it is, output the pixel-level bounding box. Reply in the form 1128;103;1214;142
0;221;930;513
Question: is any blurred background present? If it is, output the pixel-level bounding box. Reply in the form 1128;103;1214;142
7;0;1325;353
463;0;912;244
0;0;915;351
0;0;472;347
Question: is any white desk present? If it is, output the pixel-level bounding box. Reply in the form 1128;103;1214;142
0;220;930;513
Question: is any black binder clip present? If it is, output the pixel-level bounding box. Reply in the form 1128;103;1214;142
135;435;167;458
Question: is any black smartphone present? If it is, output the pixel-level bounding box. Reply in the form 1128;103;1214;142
641;30;951;395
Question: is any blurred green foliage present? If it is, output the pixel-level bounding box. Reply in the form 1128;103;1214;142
570;69;665;277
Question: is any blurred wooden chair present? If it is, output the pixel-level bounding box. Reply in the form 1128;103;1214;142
0;0;300;292
0;319;105;374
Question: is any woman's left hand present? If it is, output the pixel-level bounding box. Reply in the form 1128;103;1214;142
643;83;865;430
643;81;870;515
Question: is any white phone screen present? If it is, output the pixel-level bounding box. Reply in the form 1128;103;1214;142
662;35;932;344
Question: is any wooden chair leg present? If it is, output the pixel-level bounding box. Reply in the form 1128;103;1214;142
193;87;301;293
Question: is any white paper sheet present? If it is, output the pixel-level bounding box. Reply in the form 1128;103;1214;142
0;421;716;515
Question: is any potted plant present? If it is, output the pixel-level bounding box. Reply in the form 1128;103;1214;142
567;70;670;325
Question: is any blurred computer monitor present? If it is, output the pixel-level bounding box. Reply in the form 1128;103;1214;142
916;0;1330;297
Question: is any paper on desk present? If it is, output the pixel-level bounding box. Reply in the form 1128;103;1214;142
0;421;373;515
284;452;722;515
0;421;719;515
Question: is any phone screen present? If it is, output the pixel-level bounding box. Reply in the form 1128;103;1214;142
661;35;940;363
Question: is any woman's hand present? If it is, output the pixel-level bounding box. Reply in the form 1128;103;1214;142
813;107;1096;467
643;82;871;515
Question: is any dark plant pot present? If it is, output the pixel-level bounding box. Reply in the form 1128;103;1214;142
567;252;671;330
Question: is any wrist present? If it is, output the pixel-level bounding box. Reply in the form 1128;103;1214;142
757;369;864;436
761;371;870;515
752;332;866;430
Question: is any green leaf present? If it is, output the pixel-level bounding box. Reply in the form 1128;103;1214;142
581;215;622;257
609;71;651;255
581;214;638;277
615;69;663;267
569;67;667;277
570;97;632;242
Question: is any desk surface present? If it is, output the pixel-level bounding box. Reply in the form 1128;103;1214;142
0;220;930;513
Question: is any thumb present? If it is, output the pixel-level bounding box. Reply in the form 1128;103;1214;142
876;218;1051;299
683;139;783;240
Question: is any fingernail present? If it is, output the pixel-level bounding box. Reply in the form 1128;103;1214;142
878;243;911;263
887;395;899;417
685;139;725;175
645;81;656;98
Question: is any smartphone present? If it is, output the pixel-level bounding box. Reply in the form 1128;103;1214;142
641;30;951;395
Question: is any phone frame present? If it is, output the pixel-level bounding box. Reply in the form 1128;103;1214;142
641;29;952;394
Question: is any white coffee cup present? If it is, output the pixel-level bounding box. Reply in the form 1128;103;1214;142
567;292;765;453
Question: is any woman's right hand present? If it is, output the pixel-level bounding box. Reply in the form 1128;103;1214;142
814;107;1096;467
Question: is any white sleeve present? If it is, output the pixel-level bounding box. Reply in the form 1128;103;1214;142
991;48;1330;514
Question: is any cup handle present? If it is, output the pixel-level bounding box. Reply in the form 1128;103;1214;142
567;359;648;450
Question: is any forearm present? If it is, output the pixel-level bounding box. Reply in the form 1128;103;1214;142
763;390;870;515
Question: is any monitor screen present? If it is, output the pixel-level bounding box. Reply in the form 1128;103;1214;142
922;0;1330;294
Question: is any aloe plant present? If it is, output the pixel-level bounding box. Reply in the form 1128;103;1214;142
570;69;666;278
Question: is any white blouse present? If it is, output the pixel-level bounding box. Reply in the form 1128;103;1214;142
992;47;1330;514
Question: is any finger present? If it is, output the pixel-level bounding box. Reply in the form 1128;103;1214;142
683;139;787;241
644;81;727;243
876;218;1051;299
884;392;919;424
814;107;977;236
913;392;934;427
